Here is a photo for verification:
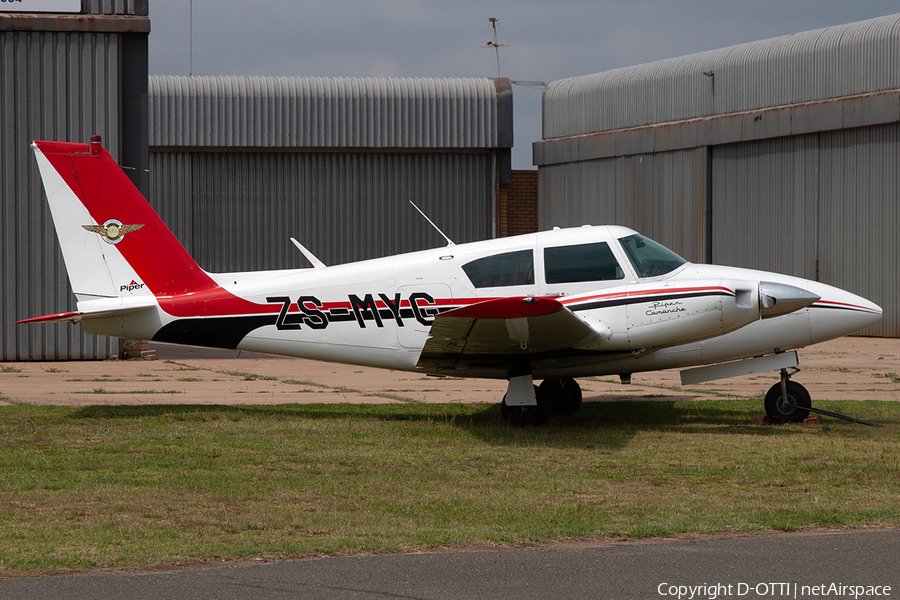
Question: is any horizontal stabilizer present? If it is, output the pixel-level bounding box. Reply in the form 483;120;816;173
17;312;85;324
17;303;156;325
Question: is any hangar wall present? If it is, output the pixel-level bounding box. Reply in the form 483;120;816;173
0;1;149;361
535;14;900;337
148;76;511;271
2;58;511;361
711;124;900;338
538;149;708;261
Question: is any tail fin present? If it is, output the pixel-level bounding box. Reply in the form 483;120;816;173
32;138;215;300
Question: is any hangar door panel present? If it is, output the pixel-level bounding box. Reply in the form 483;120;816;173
711;126;899;337
539;149;707;262
816;124;900;337
149;151;493;273
710;137;818;280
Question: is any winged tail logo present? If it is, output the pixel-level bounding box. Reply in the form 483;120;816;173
83;219;144;245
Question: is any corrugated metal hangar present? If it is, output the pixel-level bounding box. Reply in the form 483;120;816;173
147;75;512;273
1;4;513;361
3;5;900;360
1;0;149;360
534;13;900;337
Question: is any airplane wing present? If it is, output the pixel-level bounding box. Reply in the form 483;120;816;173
416;297;606;372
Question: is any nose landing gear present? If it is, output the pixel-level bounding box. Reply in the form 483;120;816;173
764;368;811;423
765;367;883;427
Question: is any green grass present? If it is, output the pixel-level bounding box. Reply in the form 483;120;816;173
219;369;278;381
0;399;898;577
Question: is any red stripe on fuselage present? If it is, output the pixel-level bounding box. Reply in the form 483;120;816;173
812;299;881;314
559;285;735;307
156;288;280;318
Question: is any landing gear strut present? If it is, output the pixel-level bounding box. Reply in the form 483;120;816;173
501;378;583;426
501;386;549;426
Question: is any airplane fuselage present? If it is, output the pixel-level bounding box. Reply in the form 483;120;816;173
82;224;880;380
24;138;882;424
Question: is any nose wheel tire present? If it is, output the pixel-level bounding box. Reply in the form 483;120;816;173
764;380;811;423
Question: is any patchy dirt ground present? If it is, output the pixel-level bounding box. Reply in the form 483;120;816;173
1;337;899;407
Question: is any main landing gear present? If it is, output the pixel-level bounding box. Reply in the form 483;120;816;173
501;356;883;427
501;377;583;426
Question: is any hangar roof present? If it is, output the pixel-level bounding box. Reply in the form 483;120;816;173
149;76;512;150
543;13;900;139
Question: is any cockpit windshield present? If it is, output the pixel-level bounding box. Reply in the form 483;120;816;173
618;234;687;278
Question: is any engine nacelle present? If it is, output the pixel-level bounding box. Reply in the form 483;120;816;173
573;279;761;351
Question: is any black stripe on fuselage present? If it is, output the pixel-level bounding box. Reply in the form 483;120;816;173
153;315;277;349
566;290;732;313
811;303;880;315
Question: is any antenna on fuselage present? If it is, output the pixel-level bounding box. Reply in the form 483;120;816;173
409;201;455;247
290;237;327;269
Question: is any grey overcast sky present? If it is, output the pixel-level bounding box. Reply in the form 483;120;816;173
147;1;900;169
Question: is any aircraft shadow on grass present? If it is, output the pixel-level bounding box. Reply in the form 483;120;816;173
68;399;825;451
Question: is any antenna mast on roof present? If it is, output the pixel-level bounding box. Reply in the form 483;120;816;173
482;17;512;78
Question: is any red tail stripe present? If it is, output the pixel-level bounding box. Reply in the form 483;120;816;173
35;140;218;297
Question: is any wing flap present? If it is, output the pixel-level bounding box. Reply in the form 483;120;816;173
416;297;605;372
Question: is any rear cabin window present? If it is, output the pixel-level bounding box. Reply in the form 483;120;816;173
462;249;535;288
544;242;625;284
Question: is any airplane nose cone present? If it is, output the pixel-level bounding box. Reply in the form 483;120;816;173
809;285;883;342
759;281;821;318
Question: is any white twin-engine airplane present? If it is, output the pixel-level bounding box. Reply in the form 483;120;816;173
21;137;883;425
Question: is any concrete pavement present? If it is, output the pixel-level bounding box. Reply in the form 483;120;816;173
1;529;897;599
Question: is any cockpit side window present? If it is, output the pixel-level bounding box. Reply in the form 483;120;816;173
462;249;535;288
618;234;687;278
544;242;624;284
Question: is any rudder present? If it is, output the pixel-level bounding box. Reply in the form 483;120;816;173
33;137;215;300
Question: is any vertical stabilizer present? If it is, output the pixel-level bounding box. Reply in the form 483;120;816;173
32;139;216;300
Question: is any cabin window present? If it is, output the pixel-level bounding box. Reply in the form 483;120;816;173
618;234;687;277
462;249;535;288
544;242;625;284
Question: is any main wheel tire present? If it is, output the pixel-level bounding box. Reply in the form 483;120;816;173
501;385;550;426
764;380;812;423
538;378;583;416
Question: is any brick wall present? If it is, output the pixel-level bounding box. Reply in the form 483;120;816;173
498;170;538;237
